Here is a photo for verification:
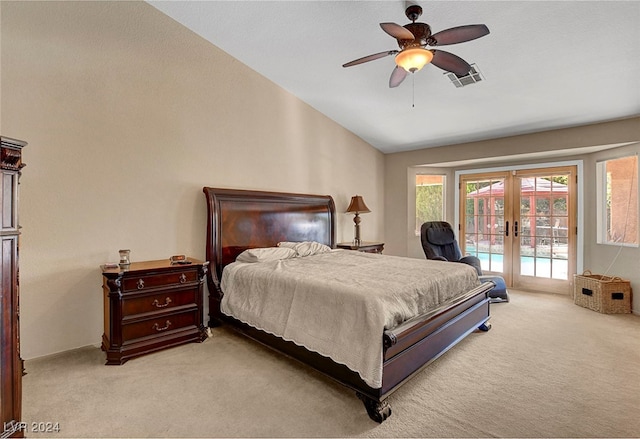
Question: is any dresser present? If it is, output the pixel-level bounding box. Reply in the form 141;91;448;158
101;258;208;365
336;241;384;254
1;137;26;438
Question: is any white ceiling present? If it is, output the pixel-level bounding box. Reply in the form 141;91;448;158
149;1;640;154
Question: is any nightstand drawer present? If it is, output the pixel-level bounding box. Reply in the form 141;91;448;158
121;269;199;292
121;308;198;343
121;288;197;317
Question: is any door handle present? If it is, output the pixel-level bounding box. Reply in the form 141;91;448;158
514;221;519;237
505;221;509;237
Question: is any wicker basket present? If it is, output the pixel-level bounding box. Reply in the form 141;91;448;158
573;270;632;314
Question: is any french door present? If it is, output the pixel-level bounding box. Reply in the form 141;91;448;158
460;166;577;294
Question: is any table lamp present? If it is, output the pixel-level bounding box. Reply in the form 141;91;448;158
346;195;371;245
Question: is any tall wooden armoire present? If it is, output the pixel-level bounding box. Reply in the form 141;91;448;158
0;136;26;439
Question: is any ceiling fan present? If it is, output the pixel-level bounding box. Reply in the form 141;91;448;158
342;4;489;88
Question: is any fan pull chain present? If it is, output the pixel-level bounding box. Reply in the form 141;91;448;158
412;73;415;108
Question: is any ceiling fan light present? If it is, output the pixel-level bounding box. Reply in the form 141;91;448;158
395;48;434;73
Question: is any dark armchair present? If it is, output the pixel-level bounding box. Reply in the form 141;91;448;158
420;221;509;302
420;221;483;276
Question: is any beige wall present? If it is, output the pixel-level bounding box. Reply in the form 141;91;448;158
1;1;384;359
385;119;640;313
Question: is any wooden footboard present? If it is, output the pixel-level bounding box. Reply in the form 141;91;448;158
203;187;493;423
380;283;491;396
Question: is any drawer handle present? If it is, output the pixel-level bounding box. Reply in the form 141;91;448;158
152;320;172;332
137;279;145;290
152;297;172;308
179;273;187;284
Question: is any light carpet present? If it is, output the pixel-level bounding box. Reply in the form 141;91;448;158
22;290;640;438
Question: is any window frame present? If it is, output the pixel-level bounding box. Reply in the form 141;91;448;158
415;173;446;235
596;154;639;247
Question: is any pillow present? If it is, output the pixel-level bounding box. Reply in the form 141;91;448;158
236;247;297;263
278;241;332;257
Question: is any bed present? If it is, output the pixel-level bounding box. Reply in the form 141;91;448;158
203;187;494;422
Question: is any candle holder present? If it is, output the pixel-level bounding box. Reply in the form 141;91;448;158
118;249;131;268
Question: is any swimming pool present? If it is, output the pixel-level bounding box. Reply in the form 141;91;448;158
475;252;568;280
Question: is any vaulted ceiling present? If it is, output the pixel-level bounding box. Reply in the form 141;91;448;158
149;1;640;154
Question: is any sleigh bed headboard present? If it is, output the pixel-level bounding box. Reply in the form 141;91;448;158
202;187;336;323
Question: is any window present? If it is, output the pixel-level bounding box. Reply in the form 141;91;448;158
416;174;445;234
597;155;638;246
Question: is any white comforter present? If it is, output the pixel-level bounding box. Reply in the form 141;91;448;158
220;249;479;388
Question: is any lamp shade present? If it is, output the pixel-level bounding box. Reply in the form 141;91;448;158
395;48;434;73
346;195;371;214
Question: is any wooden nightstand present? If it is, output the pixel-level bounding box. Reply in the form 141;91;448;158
336;241;384;254
101;258;208;365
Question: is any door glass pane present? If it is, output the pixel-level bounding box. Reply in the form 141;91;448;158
520;197;530;215
464;177;505;274
517;175;570;280
552;196;567;216
521;254;535;276
552;259;568;280
477;198;485;215
536;196;551;215
535;256;551;278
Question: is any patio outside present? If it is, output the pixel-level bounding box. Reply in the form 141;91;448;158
465;176;569;280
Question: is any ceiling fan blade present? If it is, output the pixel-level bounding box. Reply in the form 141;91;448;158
342;50;398;68
380;22;415;40
389;66;408;88
431;24;490;46
431;50;471;76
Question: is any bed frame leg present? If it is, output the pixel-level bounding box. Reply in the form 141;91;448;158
477;322;491;332
356;392;392;423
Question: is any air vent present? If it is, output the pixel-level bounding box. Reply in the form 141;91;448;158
445;64;483;88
